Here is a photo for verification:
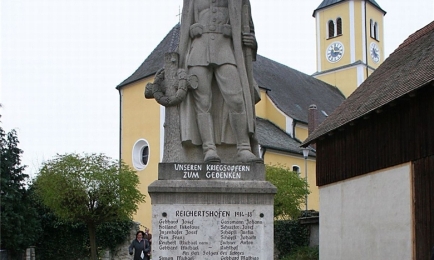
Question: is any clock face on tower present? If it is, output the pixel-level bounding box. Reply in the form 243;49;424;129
370;42;380;63
326;42;344;63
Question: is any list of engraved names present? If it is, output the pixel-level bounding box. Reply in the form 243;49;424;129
155;207;267;260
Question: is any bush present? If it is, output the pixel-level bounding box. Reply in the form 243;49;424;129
34;203;133;260
274;220;309;259
281;246;319;260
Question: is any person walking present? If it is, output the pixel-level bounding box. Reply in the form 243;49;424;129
129;231;150;260
143;228;152;260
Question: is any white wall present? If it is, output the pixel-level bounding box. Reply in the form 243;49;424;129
319;163;413;260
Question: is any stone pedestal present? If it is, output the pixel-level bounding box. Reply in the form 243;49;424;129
149;163;276;260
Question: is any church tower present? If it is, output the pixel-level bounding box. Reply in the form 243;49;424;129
312;0;386;97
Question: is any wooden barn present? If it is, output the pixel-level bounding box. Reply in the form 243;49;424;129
303;21;434;260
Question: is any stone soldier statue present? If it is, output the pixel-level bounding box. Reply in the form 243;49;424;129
177;0;262;163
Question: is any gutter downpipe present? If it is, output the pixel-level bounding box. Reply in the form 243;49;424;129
118;88;122;166
365;0;369;79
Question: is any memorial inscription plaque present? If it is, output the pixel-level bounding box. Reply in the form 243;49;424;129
153;205;273;260
158;163;265;181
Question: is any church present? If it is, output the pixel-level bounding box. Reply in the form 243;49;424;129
116;0;386;229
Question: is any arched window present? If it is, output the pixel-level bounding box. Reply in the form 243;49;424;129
141;146;149;166
370;20;380;40
132;139;150;170
374;22;378;40
336;18;342;35
292;165;300;174
328;20;335;38
373;22;378;39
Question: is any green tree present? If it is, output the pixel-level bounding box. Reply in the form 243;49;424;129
0;127;41;259
32;199;133;260
266;164;309;220
34;153;145;260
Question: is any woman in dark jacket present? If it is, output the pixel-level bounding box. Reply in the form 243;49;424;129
129;231;150;260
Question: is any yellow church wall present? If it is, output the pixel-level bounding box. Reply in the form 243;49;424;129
295;124;308;142
353;2;365;62
255;90;268;118
255;90;319;211
366;5;385;68
319;2;384;69
264;150;319;211
256;91;318;211
352;1;384;64
318;2;352;72
315;66;359;97
256;91;287;132
120;76;161;229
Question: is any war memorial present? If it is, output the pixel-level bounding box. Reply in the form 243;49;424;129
146;0;277;259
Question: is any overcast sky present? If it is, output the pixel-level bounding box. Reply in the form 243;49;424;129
1;0;433;177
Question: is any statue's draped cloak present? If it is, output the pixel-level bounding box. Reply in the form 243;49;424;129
178;0;257;146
